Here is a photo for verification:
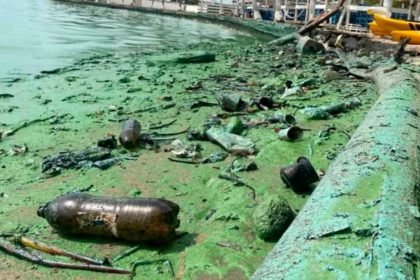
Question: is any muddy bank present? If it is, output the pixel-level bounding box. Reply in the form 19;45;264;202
0;9;383;280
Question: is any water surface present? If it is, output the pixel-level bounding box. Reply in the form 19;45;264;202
0;0;250;80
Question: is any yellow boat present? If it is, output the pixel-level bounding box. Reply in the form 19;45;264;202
391;30;420;44
368;21;390;36
373;13;420;32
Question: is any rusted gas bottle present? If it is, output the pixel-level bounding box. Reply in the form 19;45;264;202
37;193;180;244
119;119;141;148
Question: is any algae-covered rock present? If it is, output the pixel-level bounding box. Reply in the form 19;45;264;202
253;196;294;241
225;117;244;134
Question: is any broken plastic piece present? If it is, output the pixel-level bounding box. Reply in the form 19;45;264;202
206;127;256;155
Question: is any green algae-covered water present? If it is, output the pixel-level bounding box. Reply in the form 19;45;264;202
0;0;250;81
0;2;378;279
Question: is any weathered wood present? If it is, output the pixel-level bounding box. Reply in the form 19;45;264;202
269;0;346;46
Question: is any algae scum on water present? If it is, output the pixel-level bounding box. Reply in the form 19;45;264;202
0;26;377;279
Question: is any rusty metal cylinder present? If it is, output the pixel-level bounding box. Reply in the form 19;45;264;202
37;193;180;244
278;126;303;141
268;112;296;126
119;119;141;149
280;157;319;192
257;96;274;109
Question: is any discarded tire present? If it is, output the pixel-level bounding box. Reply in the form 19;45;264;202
37;193;180;244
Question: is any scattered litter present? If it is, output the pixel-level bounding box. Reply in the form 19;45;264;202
281;86;304;99
202;151;229;164
278;126;304;141
97;135;118;149
170;139;202;158
41;147;112;176
0;238;130;274
300;98;361;120
280;157;319;192
296;36;326;54
119;119;141;149
4;114;68;137
225;117;244;134
215;242;242;251
206;127;256;155
227;157;258;173
18;236;106;265
219;94;246;112
218;171;256;200
37;192;180;243
267;112;296;126
9;144;27;156
112;245;142;263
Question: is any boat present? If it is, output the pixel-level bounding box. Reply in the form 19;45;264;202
371;12;420;32
368;21;389;36
391;30;420;44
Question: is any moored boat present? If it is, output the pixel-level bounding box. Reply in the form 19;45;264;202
391;30;420;44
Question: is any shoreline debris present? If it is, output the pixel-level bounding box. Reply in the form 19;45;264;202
206;127;256;155
0;238;131;274
280;157;319;192
119;119;141;149
41;147;112;176
37;193;181;244
278;126;304;141
18;236;106;266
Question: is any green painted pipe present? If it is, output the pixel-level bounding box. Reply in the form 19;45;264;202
252;65;420;279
